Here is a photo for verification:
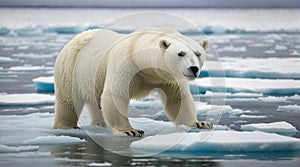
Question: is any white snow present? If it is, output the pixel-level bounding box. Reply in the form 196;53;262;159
131;131;300;153
87;162;112;167
241;122;297;135
23;135;86;145
277;104;300;113
0;145;39;153
203;58;300;79
192;77;300;95
0;93;54;106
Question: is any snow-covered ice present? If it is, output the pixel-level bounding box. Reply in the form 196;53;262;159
87;162;112;167
241;121;297;136
12;53;57;59
276;104;300;113
0;145;39;153
217;45;246;52
240;114;267;118
0;56;14;62
23;135;86;145
8;65;53;71
131;131;300;153
191;77;300;95
0;93;54;106
202;58;300;79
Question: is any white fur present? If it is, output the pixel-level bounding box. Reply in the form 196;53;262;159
54;27;209;135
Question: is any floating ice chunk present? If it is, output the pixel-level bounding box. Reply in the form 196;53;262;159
217;45;246;52
0;27;10;36
32;76;54;92
225;96;287;103
23;135;86;145
0;145;39;153
87;162;112;167
234;120;248;124
131;131;300;153
12;52;57;59
277;104;300;113
201;58;300;79
191;78;300;96
196;104;252;116
241;121;297;136
287;94;300;101
0;56;14;62
240;114;267;118
0;93;54;106
130;117;230;136
263;50;276;54
200;91;263;98
8;65;53;71
15;28;43;36
275;44;287;50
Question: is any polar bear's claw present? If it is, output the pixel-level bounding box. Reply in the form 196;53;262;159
122;129;144;137
192;121;213;129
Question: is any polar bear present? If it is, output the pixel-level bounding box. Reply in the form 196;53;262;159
54;27;212;137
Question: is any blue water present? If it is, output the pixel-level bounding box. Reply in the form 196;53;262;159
0;8;300;167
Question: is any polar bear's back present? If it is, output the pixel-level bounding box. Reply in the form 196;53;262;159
74;29;123;103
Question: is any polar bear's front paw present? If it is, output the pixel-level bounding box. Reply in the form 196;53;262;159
119;129;144;137
192;121;213;129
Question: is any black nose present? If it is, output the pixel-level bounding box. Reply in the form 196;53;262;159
189;66;199;76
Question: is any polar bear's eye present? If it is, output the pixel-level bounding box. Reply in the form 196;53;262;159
178;51;186;57
195;51;201;57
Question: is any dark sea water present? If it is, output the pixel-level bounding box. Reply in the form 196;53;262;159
0;8;300;167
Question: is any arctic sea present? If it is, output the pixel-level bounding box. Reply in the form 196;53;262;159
0;8;300;167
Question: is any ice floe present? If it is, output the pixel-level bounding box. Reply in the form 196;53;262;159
23;135;86;145
0;56;14;62
32;76;54;92
191;77;300;96
195;103;253;116
240;114;267;118
0;93;54;106
8;65;53;71
201;58;300;79
87;162;112;167
12;53;57;59
130;131;300;153
276;104;300;113
0;145;39;153
241;121;297;136
217;45;246;52
225;96;288;103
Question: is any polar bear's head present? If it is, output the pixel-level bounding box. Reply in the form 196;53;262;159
159;38;209;81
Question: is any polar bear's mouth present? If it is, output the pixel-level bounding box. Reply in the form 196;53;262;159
182;72;196;80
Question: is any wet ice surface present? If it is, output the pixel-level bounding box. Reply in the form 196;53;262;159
1;9;300;167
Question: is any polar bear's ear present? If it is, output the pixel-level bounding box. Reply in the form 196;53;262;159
159;39;171;50
199;39;209;51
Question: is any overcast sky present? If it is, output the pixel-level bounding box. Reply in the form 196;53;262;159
0;0;299;8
